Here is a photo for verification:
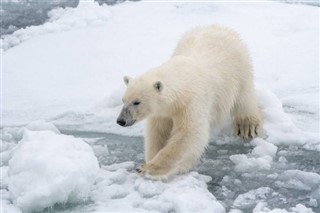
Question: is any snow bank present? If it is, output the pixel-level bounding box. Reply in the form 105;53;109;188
91;164;225;213
1;2;109;50
8;129;99;212
256;86;319;150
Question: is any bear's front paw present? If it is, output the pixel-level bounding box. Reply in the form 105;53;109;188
136;163;171;181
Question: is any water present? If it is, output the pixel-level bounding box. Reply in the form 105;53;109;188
0;0;140;36
60;130;320;212
0;1;79;36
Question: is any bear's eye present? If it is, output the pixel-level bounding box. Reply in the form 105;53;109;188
133;101;141;106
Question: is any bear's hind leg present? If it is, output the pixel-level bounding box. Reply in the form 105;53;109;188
144;117;173;162
233;91;263;139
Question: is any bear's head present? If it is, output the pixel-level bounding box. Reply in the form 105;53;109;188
117;75;163;127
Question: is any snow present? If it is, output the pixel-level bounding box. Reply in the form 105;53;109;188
256;86;319;150
23;120;61;134
7;129;99;212
1;0;79;36
253;202;315;213
1;0;319;212
91;169;225;213
0;189;22;213
229;138;278;172
233;187;274;210
251;138;278;158
230;154;273;172
279;0;320;7
3;123;226;212
276;170;320;191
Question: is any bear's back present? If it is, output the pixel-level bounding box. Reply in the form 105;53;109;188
173;25;247;62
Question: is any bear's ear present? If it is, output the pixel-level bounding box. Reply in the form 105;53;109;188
123;76;131;86
153;81;163;92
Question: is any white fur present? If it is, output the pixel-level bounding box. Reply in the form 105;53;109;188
122;25;262;180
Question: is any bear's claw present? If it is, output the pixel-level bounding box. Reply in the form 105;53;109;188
236;123;260;139
136;163;170;181
234;115;262;139
136;167;142;173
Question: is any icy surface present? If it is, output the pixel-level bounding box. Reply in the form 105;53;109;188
95;0;140;6
253;202;315;213
2;129;320;212
7;130;99;212
0;0;79;36
89;169;225;213
251;138;278;158
1;0;319;212
2;130;226;213
229;138;278;173
23;120;61;134
201;141;320;212
279;0;320;6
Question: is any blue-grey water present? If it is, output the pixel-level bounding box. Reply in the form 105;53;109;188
58;130;320;213
0;0;141;36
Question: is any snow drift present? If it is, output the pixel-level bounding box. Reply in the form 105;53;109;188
8;129;99;212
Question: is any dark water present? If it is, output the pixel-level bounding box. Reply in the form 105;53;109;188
0;0;141;37
61;130;320;212
1;1;79;36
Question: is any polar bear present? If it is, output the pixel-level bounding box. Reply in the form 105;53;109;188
117;25;262;180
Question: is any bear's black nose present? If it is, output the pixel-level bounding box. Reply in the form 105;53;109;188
117;119;126;127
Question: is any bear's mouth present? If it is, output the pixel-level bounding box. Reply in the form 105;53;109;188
124;120;136;127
